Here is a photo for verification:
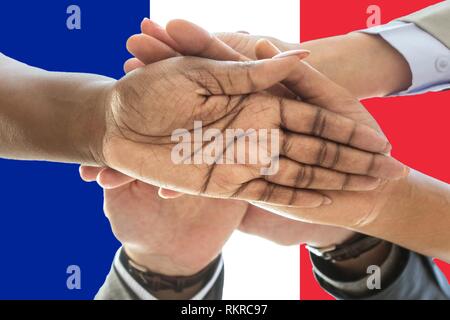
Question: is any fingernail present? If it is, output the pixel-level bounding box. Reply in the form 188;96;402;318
273;49;311;60
142;17;150;23
391;164;410;180
195;88;213;96
402;166;410;178
323;196;332;205
383;141;392;154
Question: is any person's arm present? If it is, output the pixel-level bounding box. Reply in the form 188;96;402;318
360;170;450;261
257;5;450;260
0;53;111;165
2;52;397;206
299;32;413;99
259;169;450;262
360;21;450;96
253;37;450;262
295;2;450;99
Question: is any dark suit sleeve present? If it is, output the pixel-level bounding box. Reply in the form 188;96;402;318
312;246;450;300
203;265;225;300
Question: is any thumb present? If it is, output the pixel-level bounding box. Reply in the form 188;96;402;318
193;54;303;96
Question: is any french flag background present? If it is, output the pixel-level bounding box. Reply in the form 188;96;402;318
0;0;448;299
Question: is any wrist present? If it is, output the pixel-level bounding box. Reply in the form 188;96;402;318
121;248;221;300
300;32;411;99
124;246;207;277
0;63;115;165
358;174;411;233
68;79;114;166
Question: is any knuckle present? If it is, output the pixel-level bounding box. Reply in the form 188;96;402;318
281;133;294;155
278;97;288;127
329;144;341;169
258;183;276;202
316;141;340;169
311;108;326;136
293;165;306;188
341;174;351;190
239;60;258;69
241;62;258;91
316;140;328;166
346;121;358;145
366;155;378;175
303;166;315;188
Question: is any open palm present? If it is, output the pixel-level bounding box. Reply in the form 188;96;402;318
128;19;406;241
81;19;407;247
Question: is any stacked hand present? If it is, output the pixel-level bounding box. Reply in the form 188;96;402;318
80;19;409;276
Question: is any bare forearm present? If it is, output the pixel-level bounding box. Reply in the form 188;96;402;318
296;32;412;99
260;172;450;262
0;54;112;165
362;171;450;262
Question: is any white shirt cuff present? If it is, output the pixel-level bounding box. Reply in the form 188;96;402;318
113;247;224;300
361;21;450;95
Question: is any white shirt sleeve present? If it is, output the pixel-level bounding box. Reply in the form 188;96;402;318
113;247;224;300
361;21;450;95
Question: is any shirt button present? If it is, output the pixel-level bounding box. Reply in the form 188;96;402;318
435;56;450;73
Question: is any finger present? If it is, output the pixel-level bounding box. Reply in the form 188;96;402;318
141;18;182;52
166;19;245;61
256;39;348;103
158;188;185;199
277;97;391;154
256;39;383;131
279;132;406;179
255;39;283;59
124;57;145;73
97;168;136;189
193;55;300;96
167;21;309;66
126;33;179;65
231;179;331;208
79;166;103;182
264;158;382;191
163;20;298;98
255;42;404;179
